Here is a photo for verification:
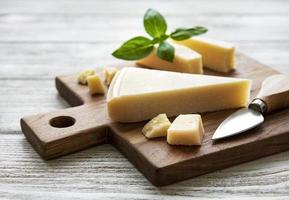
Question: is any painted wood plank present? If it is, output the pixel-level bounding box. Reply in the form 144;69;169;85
1;0;289;15
0;15;288;42
1;134;289;198
0;42;288;80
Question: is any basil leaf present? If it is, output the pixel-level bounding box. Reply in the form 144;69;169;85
151;34;169;44
144;8;167;38
112;36;153;60
175;26;208;33
170;30;192;40
170;26;208;41
157;42;175;62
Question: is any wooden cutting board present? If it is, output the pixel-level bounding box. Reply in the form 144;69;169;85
20;52;289;186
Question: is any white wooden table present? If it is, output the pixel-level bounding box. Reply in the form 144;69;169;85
1;0;289;199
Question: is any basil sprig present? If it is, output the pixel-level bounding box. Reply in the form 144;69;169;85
112;9;207;62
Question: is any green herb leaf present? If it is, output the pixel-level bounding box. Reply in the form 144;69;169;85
112;36;153;60
151;34;169;44
144;9;167;38
157;42;175;62
112;9;208;62
170;26;208;41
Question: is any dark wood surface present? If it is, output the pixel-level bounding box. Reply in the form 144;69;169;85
21;52;289;186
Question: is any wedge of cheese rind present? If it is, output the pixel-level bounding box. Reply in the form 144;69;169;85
107;67;251;123
174;37;235;73
137;43;203;74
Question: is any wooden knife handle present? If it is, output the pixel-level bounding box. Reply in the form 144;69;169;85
254;74;289;114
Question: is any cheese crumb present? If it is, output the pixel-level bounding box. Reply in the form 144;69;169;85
87;74;106;95
142;114;171;139
167;114;204;146
77;69;96;85
104;67;118;85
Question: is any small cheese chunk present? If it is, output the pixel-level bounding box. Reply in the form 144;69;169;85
87;74;106;95
142;114;171;139
107;67;251;123
137;43;202;74
174;37;235;73
104;67;118;85
77;69;96;85
167;114;204;146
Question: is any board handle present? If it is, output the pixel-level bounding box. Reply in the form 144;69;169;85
250;74;289;114
21;104;109;159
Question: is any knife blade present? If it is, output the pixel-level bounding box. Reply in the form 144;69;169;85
212;107;264;140
212;74;289;140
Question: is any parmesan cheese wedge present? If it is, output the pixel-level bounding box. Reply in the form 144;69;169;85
77;69;96;85
167;114;204;146
137;44;202;74
107;67;251;123
87;74;106;95
174;37;235;73
104;67;118;85
142;114;171;139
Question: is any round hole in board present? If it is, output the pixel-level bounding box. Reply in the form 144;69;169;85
49;116;76;128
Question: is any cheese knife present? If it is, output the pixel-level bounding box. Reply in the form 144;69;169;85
212;74;289;140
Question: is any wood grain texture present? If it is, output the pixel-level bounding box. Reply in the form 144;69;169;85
21;53;289;186
2;0;289;198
